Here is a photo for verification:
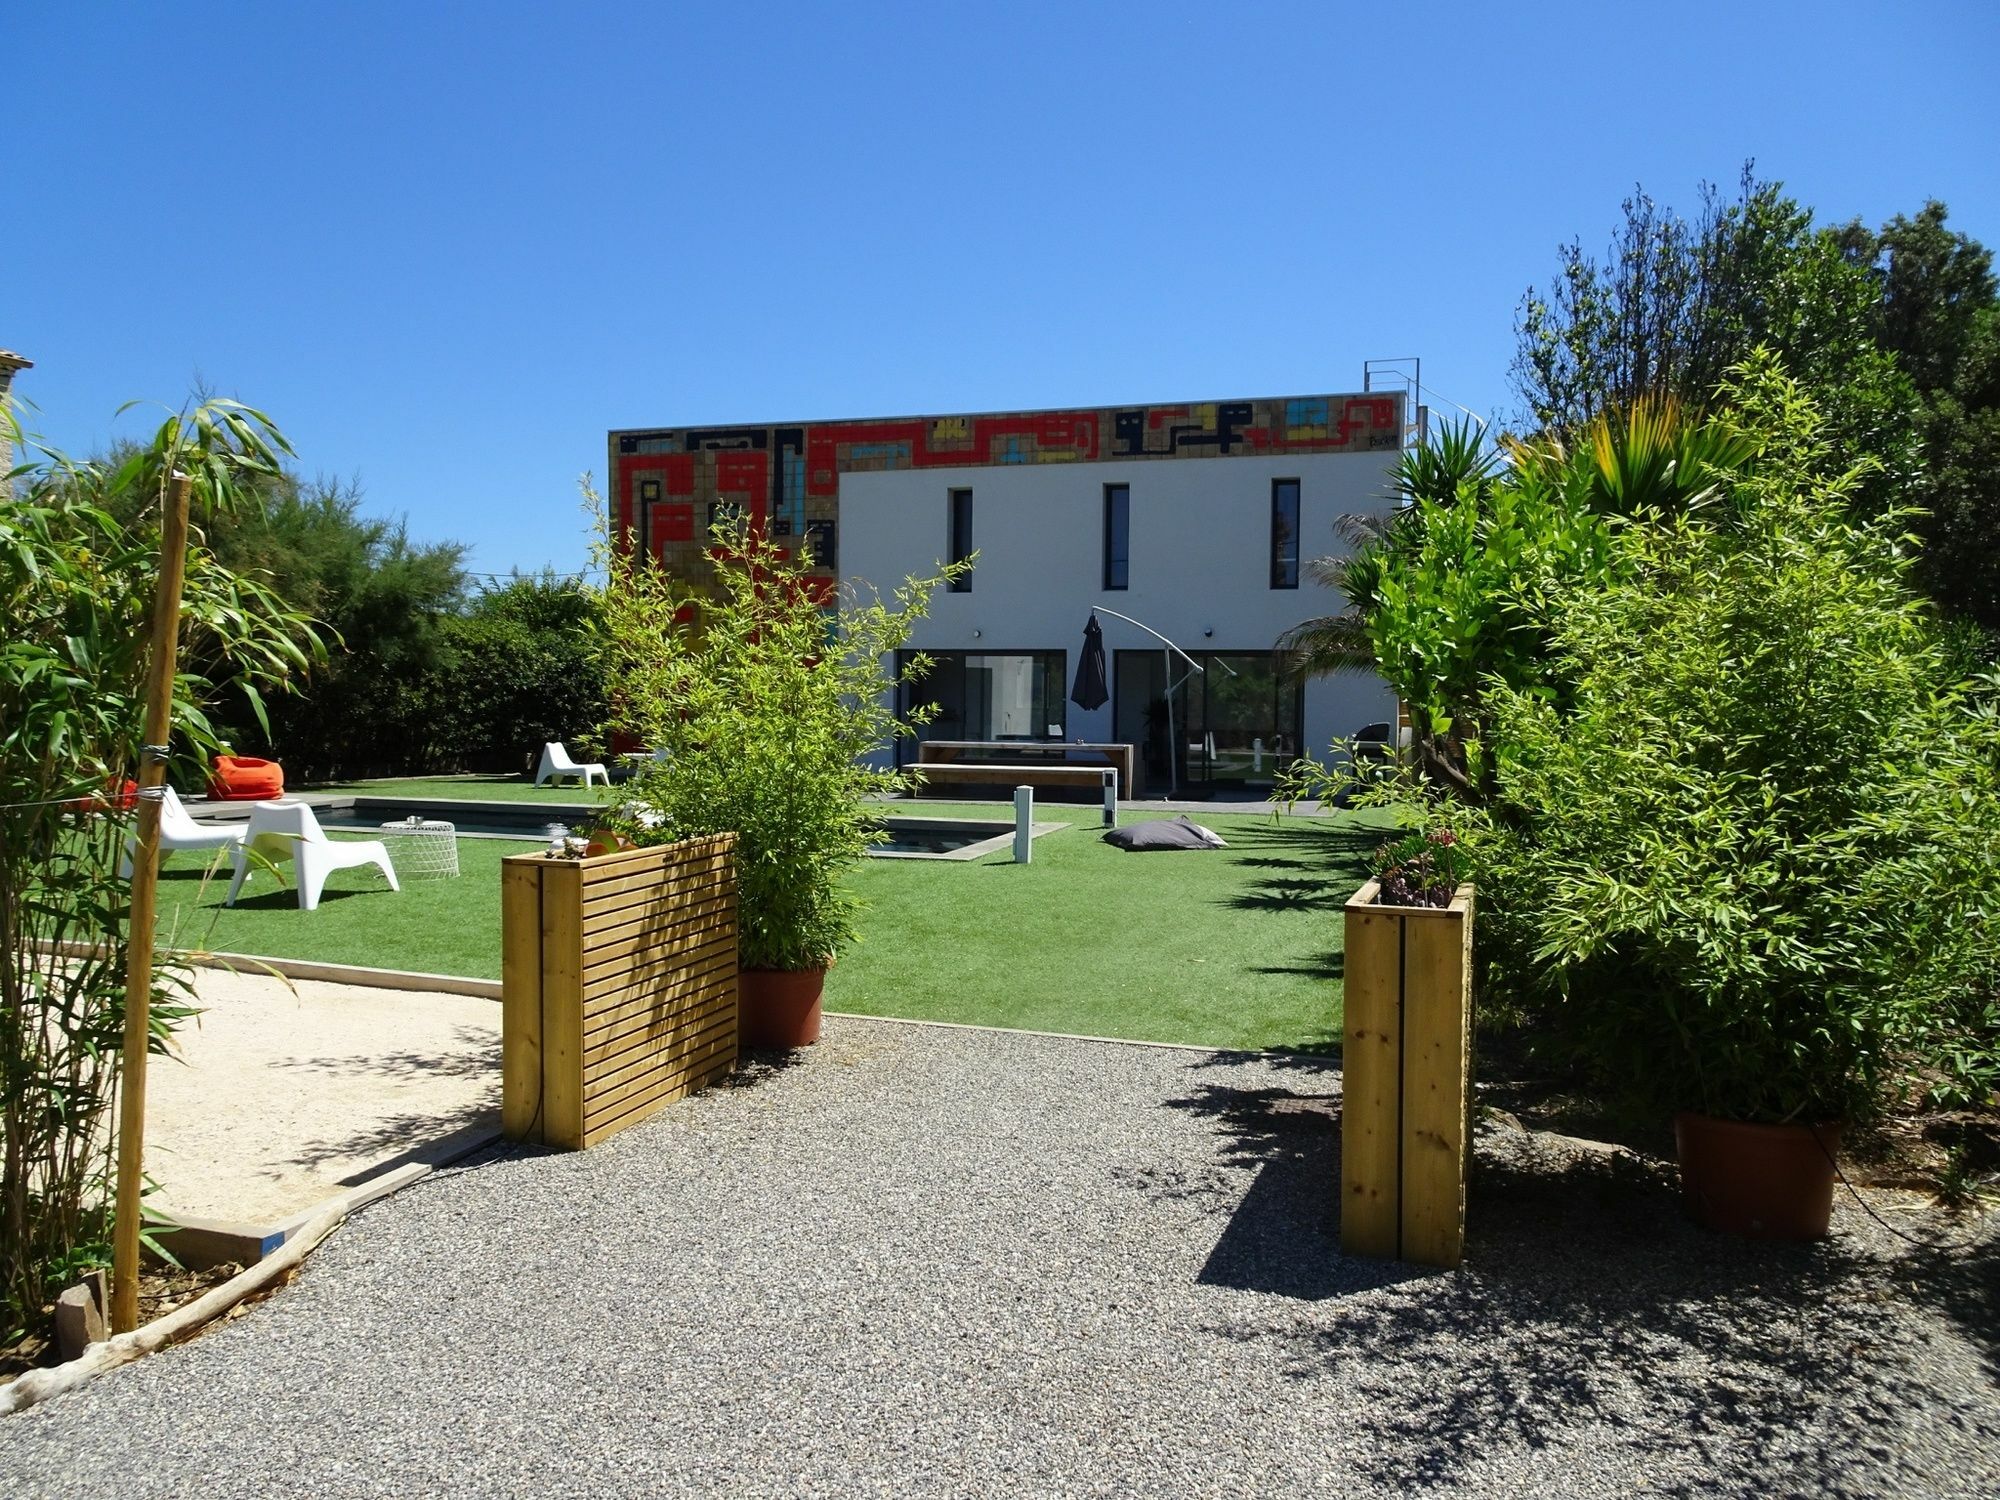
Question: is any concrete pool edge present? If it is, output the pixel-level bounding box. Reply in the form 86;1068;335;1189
193;796;1083;852
865;816;1072;860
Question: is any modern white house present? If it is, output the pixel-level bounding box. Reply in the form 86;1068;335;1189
609;389;1405;796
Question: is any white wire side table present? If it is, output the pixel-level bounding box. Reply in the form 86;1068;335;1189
378;817;460;879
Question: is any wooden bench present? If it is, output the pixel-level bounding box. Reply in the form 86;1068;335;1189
910;761;1118;827
916;740;1139;797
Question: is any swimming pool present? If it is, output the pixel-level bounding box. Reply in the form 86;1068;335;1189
278;799;1065;859
290;797;592;841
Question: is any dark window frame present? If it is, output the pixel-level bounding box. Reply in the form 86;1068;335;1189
894;648;1069;765
1111;647;1304;787
1271;477;1300;589
1102;482;1130;591
948;488;973;592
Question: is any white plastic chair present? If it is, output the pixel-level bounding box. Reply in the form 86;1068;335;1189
534;741;608;788
224;800;400;911
119;786;245;878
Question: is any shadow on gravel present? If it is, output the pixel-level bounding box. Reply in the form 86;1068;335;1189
1156;1068;2000;1497
1152;1076;1425;1301
724;1047;811;1090
1915;1222;2000;1383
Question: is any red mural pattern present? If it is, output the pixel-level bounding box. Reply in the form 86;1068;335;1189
610;392;1404;588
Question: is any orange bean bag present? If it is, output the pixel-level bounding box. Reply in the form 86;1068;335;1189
209;755;284;801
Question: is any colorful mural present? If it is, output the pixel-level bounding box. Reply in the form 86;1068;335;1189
609;392;1404;586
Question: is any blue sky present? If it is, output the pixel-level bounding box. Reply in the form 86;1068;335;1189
12;1;1998;577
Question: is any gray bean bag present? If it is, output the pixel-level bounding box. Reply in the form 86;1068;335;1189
1102;816;1228;851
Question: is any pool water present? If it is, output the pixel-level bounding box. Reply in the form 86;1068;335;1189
304;797;593;841
294;801;1053;860
871;818;1014;856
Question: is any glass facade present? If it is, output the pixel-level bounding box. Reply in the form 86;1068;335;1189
1111;649;1301;789
1103;483;1129;590
1271;478;1300;589
897;650;1067;758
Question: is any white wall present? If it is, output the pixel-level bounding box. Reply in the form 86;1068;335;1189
839;449;1401;772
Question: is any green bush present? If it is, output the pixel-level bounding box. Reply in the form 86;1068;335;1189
430;577;607;775
1468;358;2000;1124
1287;404;1752;796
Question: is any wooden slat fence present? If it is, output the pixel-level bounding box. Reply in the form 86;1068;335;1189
501;834;738;1149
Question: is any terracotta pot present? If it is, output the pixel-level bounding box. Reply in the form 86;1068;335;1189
1674;1111;1842;1240
738;966;827;1049
584;831;636;858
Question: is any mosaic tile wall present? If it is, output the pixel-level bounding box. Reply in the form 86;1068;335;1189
609;391;1404;593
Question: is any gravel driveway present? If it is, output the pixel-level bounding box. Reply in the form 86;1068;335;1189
5;1016;1997;1498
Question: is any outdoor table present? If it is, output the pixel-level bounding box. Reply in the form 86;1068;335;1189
378;817;459;879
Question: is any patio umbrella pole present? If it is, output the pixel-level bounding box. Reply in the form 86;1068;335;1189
111;472;192;1334
1089;606;1206;801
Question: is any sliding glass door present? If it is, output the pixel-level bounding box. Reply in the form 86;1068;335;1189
1111;650;1301;791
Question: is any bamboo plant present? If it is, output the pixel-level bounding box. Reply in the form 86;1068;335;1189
0;398;321;1339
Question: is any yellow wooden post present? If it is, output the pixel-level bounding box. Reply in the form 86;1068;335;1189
111;472;192;1333
1340;880;1472;1269
1340;886;1402;1258
1399;888;1472;1267
499;859;544;1139
539;859;586;1149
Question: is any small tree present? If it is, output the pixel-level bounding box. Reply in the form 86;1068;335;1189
1284;405;1749;794
595;492;962;971
1;399;321;1335
1839;201;2000;635
1512;168;1919;479
1469;356;2000;1123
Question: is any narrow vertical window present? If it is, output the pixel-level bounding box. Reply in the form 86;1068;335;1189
948;488;973;591
1271;478;1300;589
1103;483;1130;591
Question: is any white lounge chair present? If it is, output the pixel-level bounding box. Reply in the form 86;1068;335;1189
119;786;245;878
534;741;608;788
224;800;400;912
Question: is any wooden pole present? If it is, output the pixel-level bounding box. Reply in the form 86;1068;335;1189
110;472;191;1333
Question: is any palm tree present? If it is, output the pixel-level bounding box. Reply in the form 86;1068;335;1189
1275;511;1401;677
1277;420;1498;680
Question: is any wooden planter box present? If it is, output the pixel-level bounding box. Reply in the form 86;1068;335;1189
1341;879;1473;1268
500;834;738;1150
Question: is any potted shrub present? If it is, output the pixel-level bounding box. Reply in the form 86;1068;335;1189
1459;364;2000;1238
596;499;963;1048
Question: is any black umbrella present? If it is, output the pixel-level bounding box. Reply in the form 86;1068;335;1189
1071;613;1109;710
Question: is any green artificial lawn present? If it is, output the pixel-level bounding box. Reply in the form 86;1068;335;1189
827;802;1394;1051
151;834;541;980
151;799;1396;1052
